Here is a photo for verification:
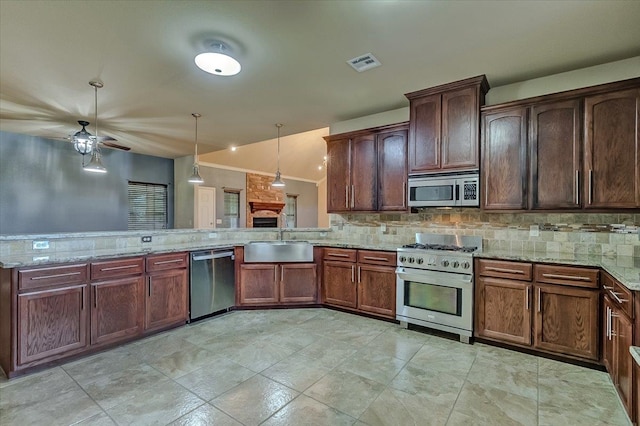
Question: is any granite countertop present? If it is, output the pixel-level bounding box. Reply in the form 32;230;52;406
1;240;639;291
631;347;640;367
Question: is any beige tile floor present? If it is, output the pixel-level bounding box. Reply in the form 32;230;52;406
0;308;631;426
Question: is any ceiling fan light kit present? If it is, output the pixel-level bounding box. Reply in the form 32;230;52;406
195;40;241;76
188;113;204;184
72;120;94;155
271;123;285;188
83;149;107;173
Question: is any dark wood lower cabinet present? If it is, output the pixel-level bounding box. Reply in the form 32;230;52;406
238;263;318;306
357;264;395;318
322;261;357;308
239;264;278;305
475;277;531;345
534;284;599;361
17;284;88;365
145;269;188;331
280;264;317;304
614;310;634;416
91;277;144;346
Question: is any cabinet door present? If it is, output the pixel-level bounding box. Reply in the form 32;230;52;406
613;310;634;415
145;269;188;331
530;100;582;209
442;86;479;170
584;88;640;208
602;295;615;373
533;284;599;360
482;107;528;209
280;264;317;304
17;285;88;365
326;138;351;212
377;129;408;211
322;261;357;309
357;264;396;318
91;277;144;346
351;134;377;211
408;93;441;173
239;264;278;305
475;277;531;345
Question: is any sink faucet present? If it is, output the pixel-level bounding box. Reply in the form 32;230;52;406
279;212;287;240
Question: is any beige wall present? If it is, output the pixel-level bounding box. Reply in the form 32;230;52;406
317;179;329;228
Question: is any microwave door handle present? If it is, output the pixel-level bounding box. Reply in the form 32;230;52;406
454;183;460;206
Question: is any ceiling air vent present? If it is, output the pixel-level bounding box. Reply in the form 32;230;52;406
347;53;381;72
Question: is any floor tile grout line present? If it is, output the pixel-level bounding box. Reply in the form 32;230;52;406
58;365;118;426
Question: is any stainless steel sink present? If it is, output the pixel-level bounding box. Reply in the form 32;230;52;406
244;241;313;263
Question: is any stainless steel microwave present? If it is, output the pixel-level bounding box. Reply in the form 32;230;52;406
407;173;480;207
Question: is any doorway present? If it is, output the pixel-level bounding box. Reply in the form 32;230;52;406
195;186;216;229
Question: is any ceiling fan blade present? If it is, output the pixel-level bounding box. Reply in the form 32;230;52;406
97;135;118;142
101;140;131;151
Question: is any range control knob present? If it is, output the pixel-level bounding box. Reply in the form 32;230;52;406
408;257;415;264
452;261;460;268
441;260;449;267
399;256;406;263
461;261;470;269
416;258;424;265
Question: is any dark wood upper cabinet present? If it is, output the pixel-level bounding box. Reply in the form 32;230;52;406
377;129;408;211
481;107;528;210
326;138;351;212
351;134;377;211
530;100;582;209
406;75;489;174
584;88;640;208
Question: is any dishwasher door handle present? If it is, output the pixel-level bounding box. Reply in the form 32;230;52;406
192;251;235;261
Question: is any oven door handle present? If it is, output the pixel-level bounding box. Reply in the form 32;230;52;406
396;267;472;286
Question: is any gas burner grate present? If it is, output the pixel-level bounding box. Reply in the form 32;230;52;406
401;243;478;253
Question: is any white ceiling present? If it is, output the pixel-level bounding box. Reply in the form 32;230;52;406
1;0;640;160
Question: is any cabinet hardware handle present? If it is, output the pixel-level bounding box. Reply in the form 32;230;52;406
148;278;152;296
363;256;388;262
31;271;82;280
541;273;591;282
606;306;611;339
609;291;628;304
345;185;349;209
327;253;349;258
274;266;278;283
81;286;84;311
351;265;355;283
537;287;541;312
525;287;530;310
351;185;355;208
575;170;579;205
485;175;488;206
153;259;183;265
357;266;361;283
403;182;406;207
100;264;139;272
603;285;614;290
589;169;593;204
94;285;98;308
485;267;525;275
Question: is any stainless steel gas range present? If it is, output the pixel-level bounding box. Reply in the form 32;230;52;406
396;233;482;343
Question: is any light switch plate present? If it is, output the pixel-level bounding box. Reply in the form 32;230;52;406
32;240;49;250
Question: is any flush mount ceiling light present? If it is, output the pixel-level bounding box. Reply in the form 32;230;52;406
271;123;285;188
195;40;241;76
82;79;107;173
188;113;204;184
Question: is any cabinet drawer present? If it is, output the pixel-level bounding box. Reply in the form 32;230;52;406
477;259;532;281
91;257;144;280
146;253;188;272
19;264;89;291
357;250;396;266
534;264;599;289
602;272;633;318
323;248;357;262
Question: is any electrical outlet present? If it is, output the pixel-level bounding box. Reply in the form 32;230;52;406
380;223;387;233
529;225;539;237
141;236;152;243
208;232;217;239
32;240;49;250
216;219;222;224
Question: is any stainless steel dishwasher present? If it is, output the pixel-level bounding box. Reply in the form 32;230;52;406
189;248;235;322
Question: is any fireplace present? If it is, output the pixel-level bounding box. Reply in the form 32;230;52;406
253;217;278;228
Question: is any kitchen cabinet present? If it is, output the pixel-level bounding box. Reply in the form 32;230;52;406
144;253;188;332
280;264;318;304
239;264;279;305
90;258;145;346
584;88;640;209
406;75;489;174
324;123;408;213
475;259;533;345
481;107;528;210
602;272;635;418
238;263;317;306
322;248;396;319
475;259;600;362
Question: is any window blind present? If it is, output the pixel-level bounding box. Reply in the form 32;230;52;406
127;181;168;230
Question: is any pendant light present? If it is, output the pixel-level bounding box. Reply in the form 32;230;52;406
188;113;204;184
271;123;285;188
83;80;107;173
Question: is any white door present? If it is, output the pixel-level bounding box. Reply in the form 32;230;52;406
195;186;216;229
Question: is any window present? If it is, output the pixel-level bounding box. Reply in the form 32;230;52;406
285;194;297;228
223;190;241;228
127;181;168;230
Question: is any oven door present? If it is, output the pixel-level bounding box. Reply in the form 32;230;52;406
395;267;473;333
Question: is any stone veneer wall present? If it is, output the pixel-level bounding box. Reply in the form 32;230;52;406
246;173;285;228
329;210;640;257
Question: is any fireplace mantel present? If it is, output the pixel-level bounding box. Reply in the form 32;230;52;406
249;201;285;213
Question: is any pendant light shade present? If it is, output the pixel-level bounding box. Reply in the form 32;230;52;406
83;80;107;173
188;113;204;184
271;124;285;188
83;149;107;173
